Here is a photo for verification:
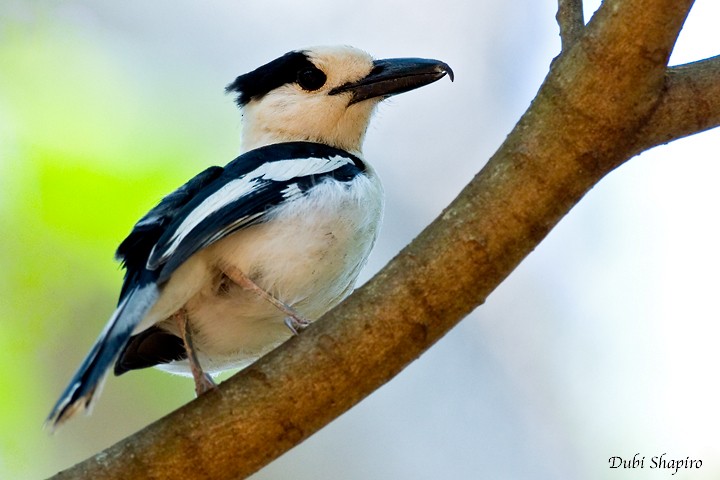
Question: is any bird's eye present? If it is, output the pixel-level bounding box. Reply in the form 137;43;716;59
297;67;327;91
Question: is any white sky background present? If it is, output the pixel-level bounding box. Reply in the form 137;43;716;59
3;0;719;478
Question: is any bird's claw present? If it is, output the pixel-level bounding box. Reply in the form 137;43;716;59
194;372;218;396
284;315;310;335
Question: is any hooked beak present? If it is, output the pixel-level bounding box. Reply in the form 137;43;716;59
329;57;454;105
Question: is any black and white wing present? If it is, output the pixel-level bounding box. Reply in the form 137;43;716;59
147;142;366;282
115;166;225;301
47;142;364;426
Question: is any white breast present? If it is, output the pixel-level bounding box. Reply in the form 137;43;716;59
154;168;384;374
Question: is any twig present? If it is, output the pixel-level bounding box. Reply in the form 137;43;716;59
556;0;585;51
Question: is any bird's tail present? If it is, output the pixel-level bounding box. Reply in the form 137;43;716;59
45;284;159;429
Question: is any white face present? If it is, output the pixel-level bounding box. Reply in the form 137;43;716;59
240;46;380;155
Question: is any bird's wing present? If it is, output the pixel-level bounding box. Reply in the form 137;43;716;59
47;142;364;426
148;142;365;283
115;165;225;302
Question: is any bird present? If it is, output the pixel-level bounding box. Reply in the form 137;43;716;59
47;45;453;427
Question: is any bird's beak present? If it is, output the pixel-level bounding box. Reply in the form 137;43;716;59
329;57;454;105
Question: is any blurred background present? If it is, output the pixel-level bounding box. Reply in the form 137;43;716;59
1;1;719;478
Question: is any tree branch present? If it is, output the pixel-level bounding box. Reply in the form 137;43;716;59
629;55;720;156
556;0;585;51
50;1;709;479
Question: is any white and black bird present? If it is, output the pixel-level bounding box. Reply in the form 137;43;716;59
47;45;453;426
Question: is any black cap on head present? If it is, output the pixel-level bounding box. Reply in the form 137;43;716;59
226;51;327;107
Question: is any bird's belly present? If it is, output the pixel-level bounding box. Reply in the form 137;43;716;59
161;173;383;373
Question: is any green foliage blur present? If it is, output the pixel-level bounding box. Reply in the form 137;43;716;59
0;12;238;478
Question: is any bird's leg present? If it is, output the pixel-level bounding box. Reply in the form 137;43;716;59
173;308;217;396
223;265;310;335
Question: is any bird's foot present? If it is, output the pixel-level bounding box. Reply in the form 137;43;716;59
193;371;218;397
284;315;311;336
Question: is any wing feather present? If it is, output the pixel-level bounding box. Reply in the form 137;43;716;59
148;143;365;281
48;142;366;425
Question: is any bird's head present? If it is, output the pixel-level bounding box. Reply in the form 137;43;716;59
226;45;453;155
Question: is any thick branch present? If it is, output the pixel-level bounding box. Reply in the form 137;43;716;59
556;0;584;50
50;1;707;479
